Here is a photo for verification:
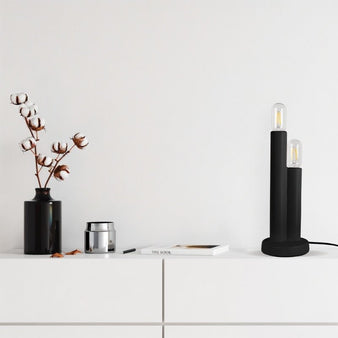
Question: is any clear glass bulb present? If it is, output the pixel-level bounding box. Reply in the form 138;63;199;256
271;103;287;131
288;139;302;167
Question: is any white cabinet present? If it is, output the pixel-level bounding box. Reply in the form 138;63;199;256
2;249;338;337
165;326;338;338
164;251;338;323
0;254;162;323
0;326;161;338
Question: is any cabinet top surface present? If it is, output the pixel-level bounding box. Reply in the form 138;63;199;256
0;246;337;260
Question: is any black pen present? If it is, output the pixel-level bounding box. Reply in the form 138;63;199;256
122;248;136;254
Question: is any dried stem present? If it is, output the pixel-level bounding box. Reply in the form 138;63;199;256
43;144;76;188
24;118;35;140
24;117;42;188
34;153;42;188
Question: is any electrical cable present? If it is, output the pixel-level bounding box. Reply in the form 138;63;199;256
309;241;338;247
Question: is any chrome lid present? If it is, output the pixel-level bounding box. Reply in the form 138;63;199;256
86;221;114;232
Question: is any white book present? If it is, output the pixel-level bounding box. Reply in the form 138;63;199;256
140;244;229;256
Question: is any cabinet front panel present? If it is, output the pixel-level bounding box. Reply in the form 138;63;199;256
0;258;162;323
165;257;338;322
166;326;338;338
0;326;161;338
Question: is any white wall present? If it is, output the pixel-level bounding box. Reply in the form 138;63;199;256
1;0;338;252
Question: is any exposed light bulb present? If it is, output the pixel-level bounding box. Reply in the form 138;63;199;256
288;139;302;168
272;103;287;131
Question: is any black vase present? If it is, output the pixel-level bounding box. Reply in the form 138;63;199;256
24;188;62;254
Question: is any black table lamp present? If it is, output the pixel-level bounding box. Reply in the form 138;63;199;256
261;103;309;257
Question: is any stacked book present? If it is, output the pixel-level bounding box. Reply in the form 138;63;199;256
140;244;229;256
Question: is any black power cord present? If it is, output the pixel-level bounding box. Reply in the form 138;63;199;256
309;241;338;247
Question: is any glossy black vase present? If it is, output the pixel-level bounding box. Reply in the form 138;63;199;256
24;188;61;254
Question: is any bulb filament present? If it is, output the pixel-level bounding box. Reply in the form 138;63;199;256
292;147;298;164
276;111;282;128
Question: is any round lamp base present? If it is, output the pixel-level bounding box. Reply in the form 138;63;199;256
261;238;309;257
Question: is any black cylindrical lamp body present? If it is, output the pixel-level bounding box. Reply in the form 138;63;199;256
262;104;309;257
262;135;309;257
287;167;302;240
270;131;288;241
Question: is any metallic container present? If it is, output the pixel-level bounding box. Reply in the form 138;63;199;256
85;221;116;253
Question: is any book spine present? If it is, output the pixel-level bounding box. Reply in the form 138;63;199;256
141;248;214;255
141;246;229;255
141;249;172;255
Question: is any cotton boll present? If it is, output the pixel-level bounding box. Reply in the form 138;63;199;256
28;116;45;131
20;137;36;151
19;103;38;118
19;104;30;117
37;154;53;167
27;103;38;116
10;92;28;105
51;141;68;154
72;132;89;149
60;171;69;180
79;137;88;147
54;165;70;181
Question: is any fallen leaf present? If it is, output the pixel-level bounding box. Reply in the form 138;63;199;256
65;249;82;255
51;252;64;258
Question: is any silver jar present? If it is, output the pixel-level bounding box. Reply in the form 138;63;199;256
85;221;116;253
